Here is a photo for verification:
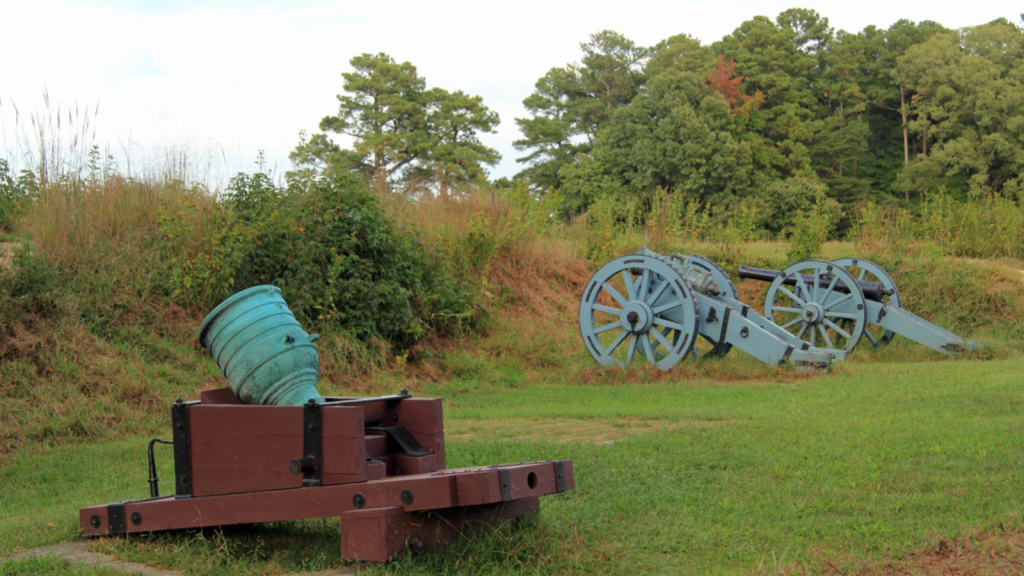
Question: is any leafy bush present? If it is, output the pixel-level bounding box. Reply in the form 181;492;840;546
853;192;1024;260
186;172;483;350
918;190;1024;259
0;159;35;232
157;187;240;309
763;177;841;234
0;246;59;326
786;202;837;261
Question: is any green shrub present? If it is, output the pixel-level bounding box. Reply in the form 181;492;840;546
0;159;35;232
919;190;1024;259
0;246;59;326
764;177;841;235
181;172;483;350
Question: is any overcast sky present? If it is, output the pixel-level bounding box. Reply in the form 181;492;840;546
1;0;1019;187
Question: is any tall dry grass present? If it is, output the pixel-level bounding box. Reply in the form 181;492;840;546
2;89;99;184
381;188;592;373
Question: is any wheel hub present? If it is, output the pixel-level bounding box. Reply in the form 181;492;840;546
621;301;654;334
801;301;825;324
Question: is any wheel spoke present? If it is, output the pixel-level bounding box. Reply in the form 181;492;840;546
864;329;879;346
602;283;628;307
820;325;834;349
638;270;650;302
780;317;803;330
822;292;853;310
641;336;655;364
594;322;621;335
858;268;867;281
625;334;638;365
819;275;839;306
773;306;802;314
621;271;636;300
795;273;813;305
823;318;852;340
810;325;818;347
796;323;808;339
813;272;821;301
652;301;682;314
825;311;859;320
778;286;806;306
593;304;621;315
653;318;685;331
646;278;670;305
651;327;674;351
606;329;629;355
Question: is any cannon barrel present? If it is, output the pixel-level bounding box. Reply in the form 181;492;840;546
737;265;892;302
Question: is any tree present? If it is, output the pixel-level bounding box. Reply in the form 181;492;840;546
894;21;1024;198
561;71;759;213
512;67;580;191
712;11;829;179
705;54;765;119
571;30;650;141
841;20;947;196
647;33;714;79
291;53;499;195
809;29;871;202
318;53;429;193
514;31;648;191
421;88;500;199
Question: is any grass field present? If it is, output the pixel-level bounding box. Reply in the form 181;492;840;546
2;165;1023;574
2;347;1022;575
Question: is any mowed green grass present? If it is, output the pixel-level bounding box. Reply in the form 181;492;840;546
2;355;1022;575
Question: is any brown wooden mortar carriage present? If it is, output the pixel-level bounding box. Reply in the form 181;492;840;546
79;387;574;561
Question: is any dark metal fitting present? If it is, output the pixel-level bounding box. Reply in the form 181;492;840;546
289;456;316;475
131;512;142;526
401;489;414;505
90;515;101;529
353;493;365;509
406;535;425;551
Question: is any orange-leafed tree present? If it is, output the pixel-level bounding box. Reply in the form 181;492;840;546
705;54;764;118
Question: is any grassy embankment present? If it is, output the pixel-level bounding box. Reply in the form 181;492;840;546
1;166;1023;574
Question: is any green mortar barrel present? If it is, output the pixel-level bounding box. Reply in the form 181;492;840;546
199;285;322;406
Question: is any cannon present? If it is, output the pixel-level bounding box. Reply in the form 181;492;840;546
737;258;980;354
578;249;844;370
80;286;573;562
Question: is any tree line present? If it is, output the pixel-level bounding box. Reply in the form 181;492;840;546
291;10;1024;229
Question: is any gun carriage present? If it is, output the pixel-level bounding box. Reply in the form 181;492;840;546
80;286;573;562
579;249;843;371
738;258;979;355
579;250;977;371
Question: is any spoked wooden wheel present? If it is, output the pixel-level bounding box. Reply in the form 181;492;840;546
579;255;699;370
763;259;867;353
833;258;900;348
